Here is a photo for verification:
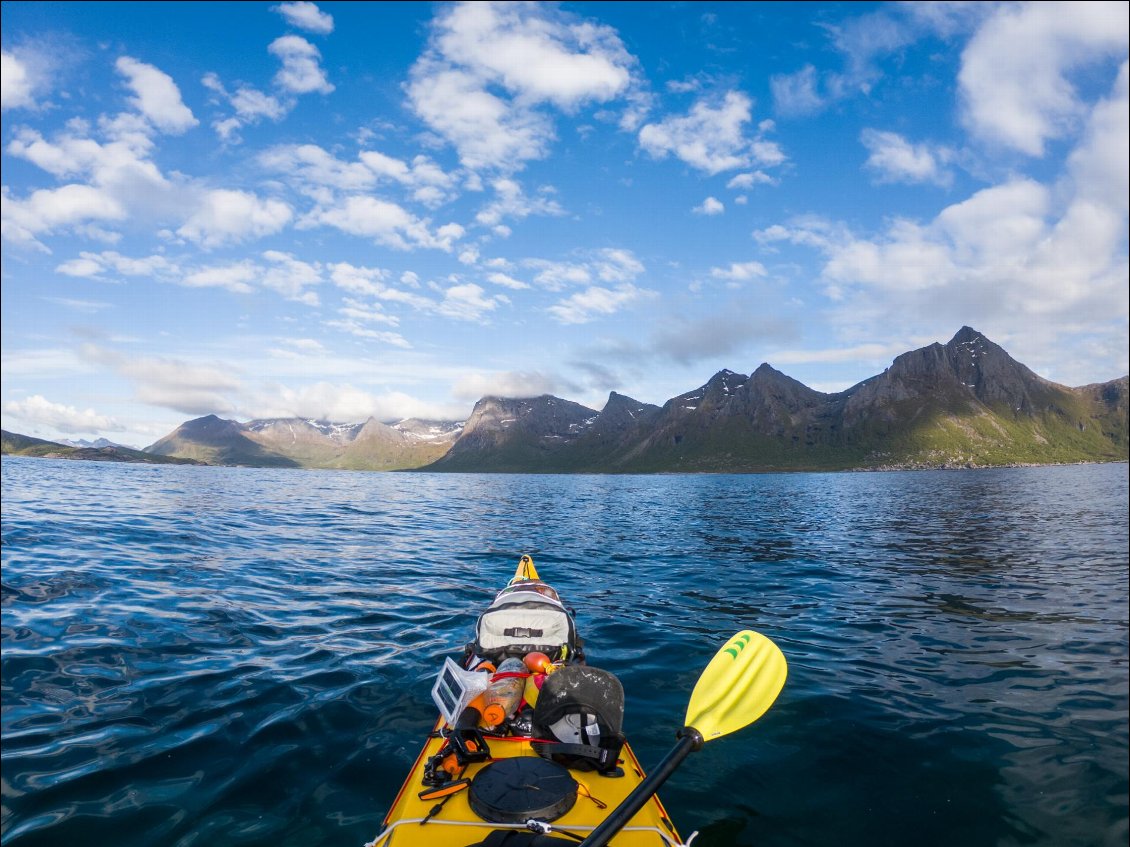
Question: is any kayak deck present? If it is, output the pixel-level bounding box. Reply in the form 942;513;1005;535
371;556;686;846
371;718;683;846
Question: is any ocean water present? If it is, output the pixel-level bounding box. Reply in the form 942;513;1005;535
1;457;1127;847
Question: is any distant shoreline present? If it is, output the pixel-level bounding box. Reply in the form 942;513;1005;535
4;451;1126;475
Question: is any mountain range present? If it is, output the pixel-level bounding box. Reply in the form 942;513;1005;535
143;416;462;470
4;328;1127;472
1;430;202;465
426;327;1127;472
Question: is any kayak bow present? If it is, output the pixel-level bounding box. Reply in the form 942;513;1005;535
369;556;786;847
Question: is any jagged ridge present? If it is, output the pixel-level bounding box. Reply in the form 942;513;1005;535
27;327;1122;472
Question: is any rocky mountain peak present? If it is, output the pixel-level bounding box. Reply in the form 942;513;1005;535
458;394;598;440
707;368;749;395
598;391;660;427
178;414;245;441
353;417;404;443
747;362;825;398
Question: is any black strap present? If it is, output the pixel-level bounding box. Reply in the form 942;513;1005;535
503;627;544;638
530;740;621;771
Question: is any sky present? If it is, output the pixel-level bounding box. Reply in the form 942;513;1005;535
2;1;1127;448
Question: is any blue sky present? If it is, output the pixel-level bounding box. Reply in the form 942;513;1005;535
2;1;1127;448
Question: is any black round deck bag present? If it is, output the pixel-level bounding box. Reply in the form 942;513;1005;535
468;758;578;824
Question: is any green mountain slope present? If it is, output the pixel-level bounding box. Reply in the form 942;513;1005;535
425;327;1129;473
145;415;299;467
2;430;202;465
144;415;458;470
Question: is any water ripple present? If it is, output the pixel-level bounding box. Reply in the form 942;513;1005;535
1;458;1127;846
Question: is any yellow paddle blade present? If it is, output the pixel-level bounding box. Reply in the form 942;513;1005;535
513;554;540;582
685;630;787;741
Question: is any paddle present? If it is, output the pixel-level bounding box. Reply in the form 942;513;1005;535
577;630;787;847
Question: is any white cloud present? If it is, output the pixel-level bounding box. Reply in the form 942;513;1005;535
115;57;198;134
638;91;785;175
592;247;644;282
548;283;651;324
269;35;334;95
771;64;825;117
336;296;398;327
667;78;701;94
55;250;176;279
181;261;258;293
276;337;325;355
3;394;121;433
324;319;411;347
860;129;951;186
177;189;292;247
261;250;321;305
202;73;289;141
452;370;563;402
1069;61;1129;216
1;50;36;111
770;141;1128;371
260;144;376;191
2;119;234;252
433;2;631;108
357;149;457;206
327;262;389;297
959;1;1128;156
6;126;167;193
2;183;126;248
526;259;592;291
247;381;442;423
0;347;93;380
407;1;640;171
328;262;435;310
83;345;243;417
54;255;106;277
409;62;554;172
486;272;528;290
58;251;325;304
229;85;287;121
307;195;462;251
693;196;724;215
710;261;767;281
438;282;507;321
726;171;775;190
272;1;334;35
475;177;564;227
522;247;644;292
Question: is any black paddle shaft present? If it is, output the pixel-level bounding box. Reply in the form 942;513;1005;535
578;728;704;847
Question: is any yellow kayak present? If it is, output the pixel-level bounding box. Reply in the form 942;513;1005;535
372;719;682;845
369;555;788;847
